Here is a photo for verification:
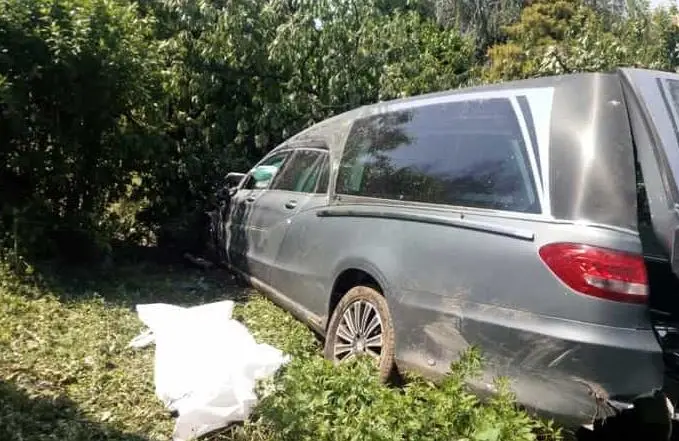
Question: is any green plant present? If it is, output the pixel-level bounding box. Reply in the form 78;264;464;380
250;349;561;441
484;0;679;82
233;294;320;359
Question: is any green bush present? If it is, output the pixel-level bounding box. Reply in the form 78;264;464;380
250;351;561;441
233;294;321;359
0;0;164;261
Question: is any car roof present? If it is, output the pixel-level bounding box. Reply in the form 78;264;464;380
369;71;602;108
281;71;615;150
279;70;621;148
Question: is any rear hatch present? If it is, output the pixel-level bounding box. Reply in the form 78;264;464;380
620;68;679;380
620;68;679;275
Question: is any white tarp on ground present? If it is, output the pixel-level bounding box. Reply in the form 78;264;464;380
128;300;289;441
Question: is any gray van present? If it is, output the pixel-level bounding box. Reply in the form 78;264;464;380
210;68;679;428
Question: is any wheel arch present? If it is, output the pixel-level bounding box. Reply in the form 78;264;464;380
327;260;392;330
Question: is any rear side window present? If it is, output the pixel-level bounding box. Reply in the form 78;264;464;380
335;98;540;213
271;149;328;194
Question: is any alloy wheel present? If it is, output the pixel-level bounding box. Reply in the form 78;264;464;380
333;300;383;361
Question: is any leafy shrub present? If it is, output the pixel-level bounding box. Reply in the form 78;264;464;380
0;0;164;261
250;350;561;441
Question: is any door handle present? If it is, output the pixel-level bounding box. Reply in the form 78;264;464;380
285;200;298;209
245;196;256;203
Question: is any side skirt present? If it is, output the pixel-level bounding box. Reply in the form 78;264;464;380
227;264;326;336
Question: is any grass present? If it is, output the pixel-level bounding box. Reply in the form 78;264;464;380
0;258;561;441
0;261;252;441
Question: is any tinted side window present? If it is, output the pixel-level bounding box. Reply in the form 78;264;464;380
316;156;330;194
336;98;540;213
243;152;289;190
271;149;327;193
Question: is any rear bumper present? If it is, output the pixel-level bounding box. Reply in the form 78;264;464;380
497;331;665;426
391;300;666;426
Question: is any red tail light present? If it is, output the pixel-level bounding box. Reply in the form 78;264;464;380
538;243;648;304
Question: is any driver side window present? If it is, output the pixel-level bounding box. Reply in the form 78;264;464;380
242;152;290;190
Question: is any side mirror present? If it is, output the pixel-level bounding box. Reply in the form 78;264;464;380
224;172;246;189
216;172;246;202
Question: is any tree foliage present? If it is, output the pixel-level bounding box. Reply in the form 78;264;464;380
433;0;524;52
0;0;164;260
1;0;679;261
484;0;679;81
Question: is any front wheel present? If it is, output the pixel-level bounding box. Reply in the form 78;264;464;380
323;285;396;382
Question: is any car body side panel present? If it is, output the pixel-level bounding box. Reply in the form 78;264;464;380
273;201;663;424
268;194;337;312
245;189;313;284
226;69;672;426
548;73;638;231
380;210;661;423
273;208;399;319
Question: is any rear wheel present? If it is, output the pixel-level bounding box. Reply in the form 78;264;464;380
323;285;396;382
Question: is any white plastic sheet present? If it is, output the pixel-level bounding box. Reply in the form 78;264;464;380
129;300;289;441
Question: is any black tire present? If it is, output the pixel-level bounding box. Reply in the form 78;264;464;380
323;285;396;382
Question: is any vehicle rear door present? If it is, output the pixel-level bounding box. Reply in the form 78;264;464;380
245;146;329;285
620;68;679;280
